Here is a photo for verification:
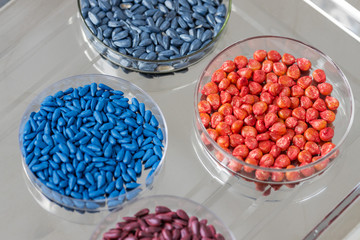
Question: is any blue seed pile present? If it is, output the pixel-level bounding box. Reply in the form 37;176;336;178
22;83;164;209
80;0;227;63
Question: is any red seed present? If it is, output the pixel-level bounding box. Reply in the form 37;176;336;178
231;120;244;134
306;108;319;123
285;165;301;181
320;110;336;123
221;60;236;72
215;122;231;136
293;134;306;149
274;154;290;168
297;58;312;71
294;120;308;135
229;133;245;147
255;169;270;181
220;91;232;104
312;69;326;83
287;64;301;79
325;96;339;110
225;84;239;96
287;145;300;161
198;100;211;113
201;82;218;95
211;69;226;83
313;98;327;112
228;159;243;172
224;114;237;126
291;85;305;97
309;119;327;131
233;144;249;158
317;82;333;96
304;141;320;156
245;136;259;150
253;69;266;83
258;140;272;153
237;68;253;79
266;72;278;83
227;71;240;84
199;113;210;128
267;50;282;62
273;62;287;76
259;154;274;167
269;145;282;158
321;142;336;156
300;162;315;177
234;55;248;69
262;60;273;73
300;96;313;109
218;78;230;91
236;76;249;89
297;76;312;89
210;112;224;128
207;129;219;141
279;75;296;87
305;85;320;100
269;122;287;135
243;157;258;173
216;135;229;149
298;150;312;163
304;128;320;143
319;127;334;141
206;93;220;110
253;49;267;62
248;59;262;70
292;107;306;121
282;53;296;65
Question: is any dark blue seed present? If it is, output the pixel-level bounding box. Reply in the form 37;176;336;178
31;162;48;172
180;34;194;42
122;172;131;182
216;4;226;17
160;20;170;31
139;38;152;47
154;145;163;158
143;149;154;161
189;39;202;52
123;150;132;164
159;50;174;57
139;103;145;116
125;182;140;190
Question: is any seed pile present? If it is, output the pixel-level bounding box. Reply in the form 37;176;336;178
198;50;339;182
102;206;226;240
80;0;227;71
22;82;164;209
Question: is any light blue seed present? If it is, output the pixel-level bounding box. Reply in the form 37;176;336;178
123;150;132;164
159;50;174;57
194;4;207;15
189;39;202;52
125;182;140;190
142;137;153;146
155;17;164;28
31;162;48;172
138;62;157;71
127;168;137;181
180;34;194;42
214;22;223;35
153;136;164;147
206;13;216;26
171;38;184;46
215;15;224;24
139;38;152;47
159;20;170;31
179;0;190;8
132;19;147;26
88;11;101;25
112;29;129;41
201;29;213;42
216;4;226;17
162;35;170;49
158;3;168;13
104;143;113;158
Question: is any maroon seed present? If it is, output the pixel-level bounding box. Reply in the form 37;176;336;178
172;229;180;240
208;224;216;236
156;213;173;222
200;224;212;238
173;218;187;226
216;233;225;240
163;222;173;231
181;228;190;238
123;216;138;222
155;206;171;214
123;222;140;232
138;218;148;230
172;222;184;229
176;209;189;221
145;226;162;233
200;219;208;225
135;208;150;217
145;217;162;227
102;229;121;238
138;231;153;238
124;235;136;240
191;220;200;236
116;222;126;228
161;229;172;240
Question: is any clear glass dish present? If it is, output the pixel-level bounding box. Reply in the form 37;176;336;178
194;36;354;185
77;0;231;73
90;194;235;240
18;74;168;224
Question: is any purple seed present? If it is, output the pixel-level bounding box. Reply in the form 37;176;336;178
135;208;150;217
123;222;140;232
155;205;171;214
145;217;162;227
162;228;172;240
176;209;189;221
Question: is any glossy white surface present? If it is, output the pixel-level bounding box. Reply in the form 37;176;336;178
1;0;360;239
